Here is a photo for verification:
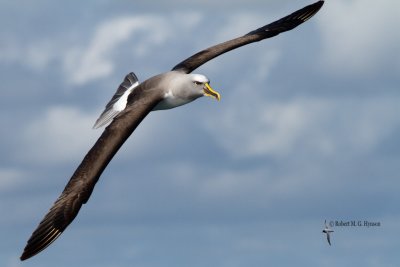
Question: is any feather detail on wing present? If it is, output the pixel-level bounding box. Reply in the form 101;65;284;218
172;0;324;74
93;72;140;129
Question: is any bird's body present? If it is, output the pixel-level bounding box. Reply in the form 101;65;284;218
21;1;324;261
94;71;216;129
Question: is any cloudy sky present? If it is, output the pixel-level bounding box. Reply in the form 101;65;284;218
1;0;400;266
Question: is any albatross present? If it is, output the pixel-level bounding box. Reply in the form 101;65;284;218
20;1;324;261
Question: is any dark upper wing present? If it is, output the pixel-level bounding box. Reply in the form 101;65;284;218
20;86;163;261
93;72;140;129
172;0;324;74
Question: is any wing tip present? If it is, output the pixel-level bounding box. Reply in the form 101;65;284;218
20;249;36;261
20;228;62;261
308;0;325;17
125;72;139;83
20;254;29;261
289;0;325;23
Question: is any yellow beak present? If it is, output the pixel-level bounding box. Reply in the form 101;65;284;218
203;83;221;101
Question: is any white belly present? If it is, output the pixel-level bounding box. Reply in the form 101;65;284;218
152;90;195;111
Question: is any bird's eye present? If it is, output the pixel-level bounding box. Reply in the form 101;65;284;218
193;81;202;85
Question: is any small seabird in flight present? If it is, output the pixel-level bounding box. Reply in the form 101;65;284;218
20;1;324;261
322;220;334;246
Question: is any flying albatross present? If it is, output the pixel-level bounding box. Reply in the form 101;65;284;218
20;1;324;261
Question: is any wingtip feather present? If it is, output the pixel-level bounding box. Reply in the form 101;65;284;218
20;228;62;261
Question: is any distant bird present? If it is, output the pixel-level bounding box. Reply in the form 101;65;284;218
322;220;334;246
20;1;324;261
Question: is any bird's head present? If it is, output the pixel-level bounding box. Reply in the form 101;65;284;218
188;74;221;101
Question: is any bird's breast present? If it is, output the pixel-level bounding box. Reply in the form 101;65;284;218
152;90;195;111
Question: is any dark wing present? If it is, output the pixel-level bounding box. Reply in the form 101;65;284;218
20;86;163;261
93;72;140;129
172;0;324;74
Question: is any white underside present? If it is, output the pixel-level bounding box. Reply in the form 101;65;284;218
114;81;139;111
152;90;194;111
93;81;139;129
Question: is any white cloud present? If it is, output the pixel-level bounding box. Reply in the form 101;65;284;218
149;158;322;214
63;15;172;85
0;12;204;85
318;0;400;75
0;38;59;72
204;93;315;158
205;95;400;159
24;40;59;71
19;106;99;164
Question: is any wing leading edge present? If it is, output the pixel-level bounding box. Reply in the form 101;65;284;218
172;0;324;74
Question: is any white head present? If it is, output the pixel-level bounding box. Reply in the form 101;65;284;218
153;72;220;111
185;73;220;101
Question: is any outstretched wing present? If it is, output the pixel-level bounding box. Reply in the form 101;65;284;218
172;0;324;74
20;86;163;261
93;72;140;129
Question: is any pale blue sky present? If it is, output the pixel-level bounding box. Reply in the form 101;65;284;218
1;1;400;266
